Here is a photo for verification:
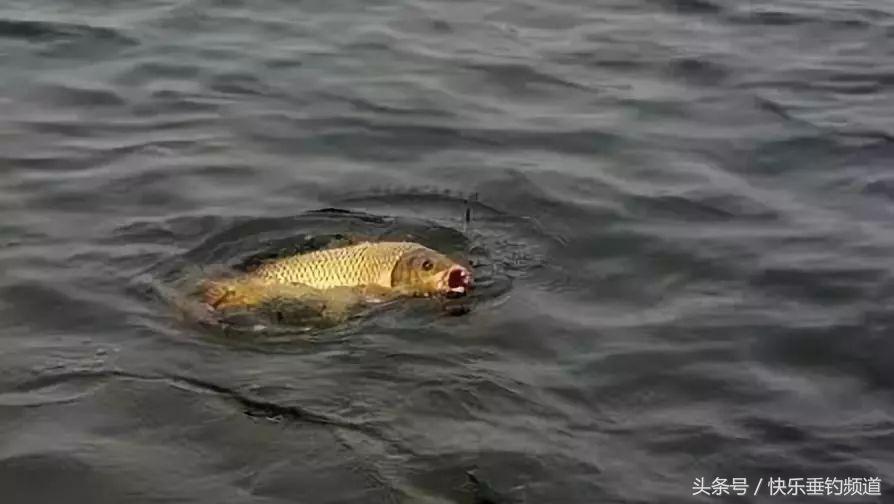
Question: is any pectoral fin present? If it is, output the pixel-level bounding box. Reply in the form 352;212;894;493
200;277;274;309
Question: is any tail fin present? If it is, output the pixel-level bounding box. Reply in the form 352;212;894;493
200;280;236;309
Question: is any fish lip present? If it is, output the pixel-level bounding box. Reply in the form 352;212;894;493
439;265;472;296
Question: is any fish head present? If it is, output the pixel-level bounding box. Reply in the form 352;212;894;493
391;246;472;297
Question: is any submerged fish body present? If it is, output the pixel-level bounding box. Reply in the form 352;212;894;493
202;241;472;311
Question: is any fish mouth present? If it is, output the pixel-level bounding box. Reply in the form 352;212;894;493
440;266;472;297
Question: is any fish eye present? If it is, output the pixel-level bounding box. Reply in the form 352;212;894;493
421;259;433;271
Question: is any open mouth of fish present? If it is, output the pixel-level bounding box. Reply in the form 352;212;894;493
440;266;472;297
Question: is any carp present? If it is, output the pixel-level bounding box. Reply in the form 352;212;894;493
202;241;472;310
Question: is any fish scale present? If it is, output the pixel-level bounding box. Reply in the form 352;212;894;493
251;241;423;289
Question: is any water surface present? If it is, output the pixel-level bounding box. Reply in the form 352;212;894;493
2;0;894;502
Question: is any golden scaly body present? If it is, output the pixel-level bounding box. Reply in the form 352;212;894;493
200;241;467;310
251;241;422;289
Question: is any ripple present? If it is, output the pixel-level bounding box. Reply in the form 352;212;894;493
651;0;722;15
144;208;526;337
0;283;114;333
0;18;136;45
665;57;730;86
626;192;777;222
462;61;592;93
29;83;125;108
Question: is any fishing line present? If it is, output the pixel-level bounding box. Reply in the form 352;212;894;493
463;192;478;235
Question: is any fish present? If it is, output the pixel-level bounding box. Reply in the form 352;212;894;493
201;241;472;310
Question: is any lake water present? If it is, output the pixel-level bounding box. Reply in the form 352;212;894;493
1;0;893;502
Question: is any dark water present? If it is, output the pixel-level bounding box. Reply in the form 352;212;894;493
2;0;894;502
